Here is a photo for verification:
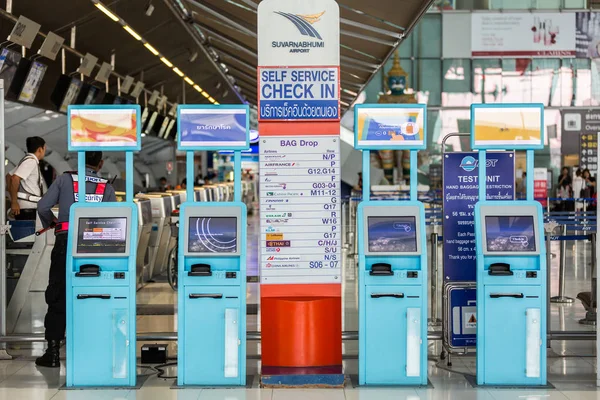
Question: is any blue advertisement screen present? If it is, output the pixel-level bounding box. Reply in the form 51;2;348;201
367;217;417;253
180;109;247;148
485;216;536;252
188;217;237;253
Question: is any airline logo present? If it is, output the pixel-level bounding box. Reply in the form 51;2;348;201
263;162;295;167
274;11;324;40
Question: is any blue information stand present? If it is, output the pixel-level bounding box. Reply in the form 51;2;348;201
472;103;547;386
355;104;428;386
176;104;249;386
66;105;141;387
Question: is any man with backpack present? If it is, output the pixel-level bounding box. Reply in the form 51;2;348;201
7;137;47;220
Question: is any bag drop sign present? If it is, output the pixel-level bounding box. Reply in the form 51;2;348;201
259;67;339;121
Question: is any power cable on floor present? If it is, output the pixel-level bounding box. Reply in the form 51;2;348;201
153;362;178;379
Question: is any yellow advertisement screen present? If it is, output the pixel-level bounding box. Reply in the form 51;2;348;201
356;107;424;149
70;108;138;148
473;107;542;147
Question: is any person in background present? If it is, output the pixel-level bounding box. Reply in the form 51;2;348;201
8;137;47;220
573;168;585;212
158;177;171;192
353;172;363;192
175;179;187;190
35;151;117;368
582;168;596;212
557;167;573;211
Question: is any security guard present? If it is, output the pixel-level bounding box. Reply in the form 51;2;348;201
36;151;117;368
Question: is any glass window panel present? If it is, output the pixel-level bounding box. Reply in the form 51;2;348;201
473;59;502;103
412;14;442;58
572;58;593;106
442;59;473;106
534;0;562;8
398;36;412;59
417;59;442;106
439;109;471;152
564;0;586;7
592;59;600;105
427;110;442;154
502;58;532;104
490;0;533;9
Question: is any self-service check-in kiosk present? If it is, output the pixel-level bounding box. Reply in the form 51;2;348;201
177;104;250;386
356;104;428;386
66;104;140;388
472;103;547;386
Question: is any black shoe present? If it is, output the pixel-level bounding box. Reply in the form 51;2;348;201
35;340;61;368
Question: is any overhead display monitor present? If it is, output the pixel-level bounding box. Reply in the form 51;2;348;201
484;215;536;253
80;85;101;105
367;216;418;253
165;118;176;139
0;48;22;92
18;61;47;103
188;217;237;253
158;117;170;138
471;104;544;150
144;110;158;134
178;105;249;150
76;217;127;254
355;104;427;150
68;105;141;151
57;77;82;113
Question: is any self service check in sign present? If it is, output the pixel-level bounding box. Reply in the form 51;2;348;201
259;66;340;121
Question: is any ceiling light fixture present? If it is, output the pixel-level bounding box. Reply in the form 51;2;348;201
160;57;173;67
208;97;215;103
193;84;203;92
184;77;194;85
144;43;159;56
173;67;184;77
123;25;142;40
95;2;120;22
202;92;210;99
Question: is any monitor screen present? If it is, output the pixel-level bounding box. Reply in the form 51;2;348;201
76;217;127;254
367;216;417;253
59;78;82;113
84;85;100;105
18;61;47;103
485;216;536;252
0;48;22;90
188;217;237;253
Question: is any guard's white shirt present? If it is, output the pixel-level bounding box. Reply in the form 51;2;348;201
10;154;46;209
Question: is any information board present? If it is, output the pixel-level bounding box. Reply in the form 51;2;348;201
68;106;141;151
471;104;544;149
443;152;515;281
258;66;340;121
178;106;249;150
580;133;598;172
354;105;426;150
259;136;341;284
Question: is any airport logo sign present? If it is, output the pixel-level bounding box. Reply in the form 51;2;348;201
275;11;324;40
460;156;477;172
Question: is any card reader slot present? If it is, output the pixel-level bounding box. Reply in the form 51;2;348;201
189;293;223;299
76;294;111;300
188;264;212;277
75;264;101;277
489;293;524;299
488;263;513;276
370;293;404;299
369;263;393;276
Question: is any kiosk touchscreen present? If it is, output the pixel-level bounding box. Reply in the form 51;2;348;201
358;204;427;385
67;206;137;387
475;203;546;385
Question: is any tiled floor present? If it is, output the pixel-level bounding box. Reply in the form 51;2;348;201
0;216;598;399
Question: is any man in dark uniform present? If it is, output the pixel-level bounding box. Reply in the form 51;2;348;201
35;151;117;368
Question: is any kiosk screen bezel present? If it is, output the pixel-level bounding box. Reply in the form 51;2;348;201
362;205;422;256
479;205;541;256
183;207;242;257
71;207;133;257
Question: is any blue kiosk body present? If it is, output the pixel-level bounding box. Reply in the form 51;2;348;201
66;105;141;387
356;104;428;386
473;103;547;386
177;104;249;386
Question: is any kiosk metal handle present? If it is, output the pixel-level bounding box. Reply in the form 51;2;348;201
370;293;405;299
189;293;223;299
369;263;393;276
489;293;524;299
76;294;111;300
75;264;101;277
